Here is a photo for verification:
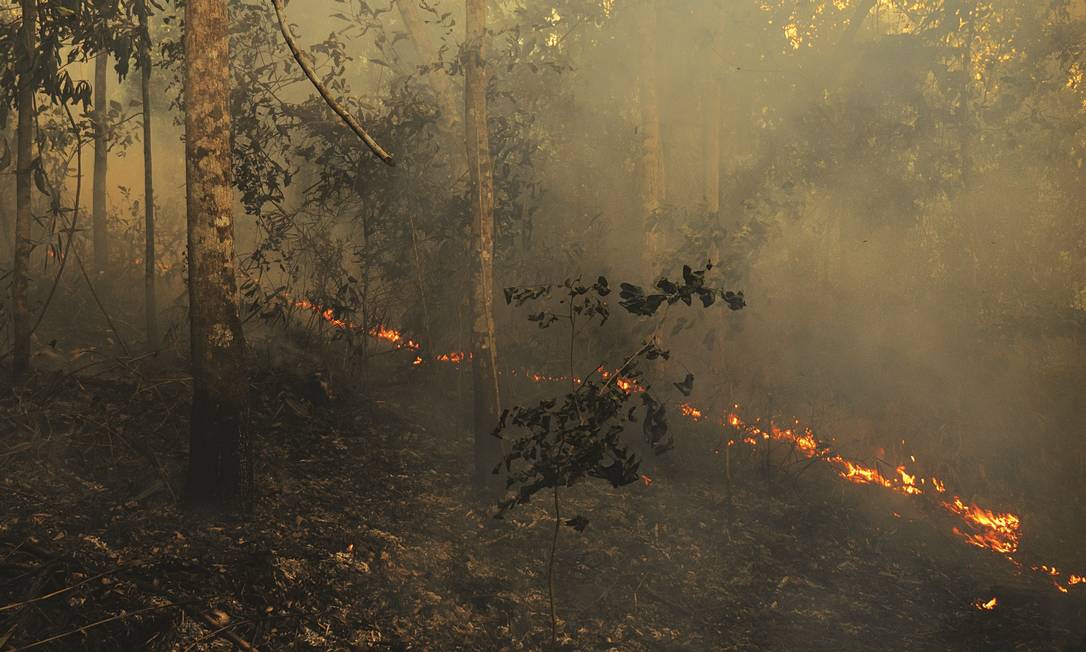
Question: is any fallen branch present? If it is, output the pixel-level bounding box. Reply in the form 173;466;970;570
186;607;260;651
0;567;120;613
13;602;180;650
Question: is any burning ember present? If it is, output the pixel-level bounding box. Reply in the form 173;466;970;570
973;597;998;611
680;403;704;421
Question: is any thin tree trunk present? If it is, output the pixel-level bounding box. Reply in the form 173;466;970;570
703;79;721;217
637;0;663;271
958;2;974;188
395;0;461;136
465;0;501;489
137;0;158;348
183;0;248;509
12;0;36;381
407;212;434;347
360;209;370;387
92;53;110;288
720;0;876;220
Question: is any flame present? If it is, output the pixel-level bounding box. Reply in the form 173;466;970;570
369;324;421;351
829;456;893;488
286;298;1086;595
943;497;1021;554
896;466;922;495
973;597;998;610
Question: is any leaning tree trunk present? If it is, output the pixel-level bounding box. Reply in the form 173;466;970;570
12;0;37;382
92;53;109;289
465;0;502;489
637;0;664;273
137;0;158;347
396;0;462;138
183;0;248;509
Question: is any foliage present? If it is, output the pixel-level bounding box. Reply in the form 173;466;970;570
0;0;144;126
494;265;745;524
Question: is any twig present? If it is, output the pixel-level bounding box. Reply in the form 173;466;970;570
182;617;252;652
72;250;130;357
269;0;394;166
13;602;180;650
0;567;120;613
597;341;653;394
29;104;84;338
186;608;259;651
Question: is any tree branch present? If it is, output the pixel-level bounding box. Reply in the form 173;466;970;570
269;0;395;166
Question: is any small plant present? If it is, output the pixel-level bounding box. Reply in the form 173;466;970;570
494;264;745;646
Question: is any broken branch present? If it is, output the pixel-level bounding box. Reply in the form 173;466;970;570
269;0;395;166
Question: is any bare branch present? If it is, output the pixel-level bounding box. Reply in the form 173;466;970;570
269;0;395;166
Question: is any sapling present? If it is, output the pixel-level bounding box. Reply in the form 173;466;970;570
494;264;745;646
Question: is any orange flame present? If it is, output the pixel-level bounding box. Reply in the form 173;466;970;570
285;300;1086;595
973;597;998;610
943;497;1021;554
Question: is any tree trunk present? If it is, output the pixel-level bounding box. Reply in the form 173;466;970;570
637;0;664;271
183;0;248;509
702;79;721;217
12;0;36;382
395;0;461;136
137;0;158;348
92;53;110;288
465;0;502;489
958;2;974;187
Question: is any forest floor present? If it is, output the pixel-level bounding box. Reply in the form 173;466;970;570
1;357;1085;651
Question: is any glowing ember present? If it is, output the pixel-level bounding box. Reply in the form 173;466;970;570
931;477;946;493
973;597;998;610
680;403;704;421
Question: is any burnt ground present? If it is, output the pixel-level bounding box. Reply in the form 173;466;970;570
1;360;1085;651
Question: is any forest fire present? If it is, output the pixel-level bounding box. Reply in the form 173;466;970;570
710;402;1086;593
292;296;1083;596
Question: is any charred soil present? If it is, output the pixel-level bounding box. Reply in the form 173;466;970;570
1;363;1083;650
